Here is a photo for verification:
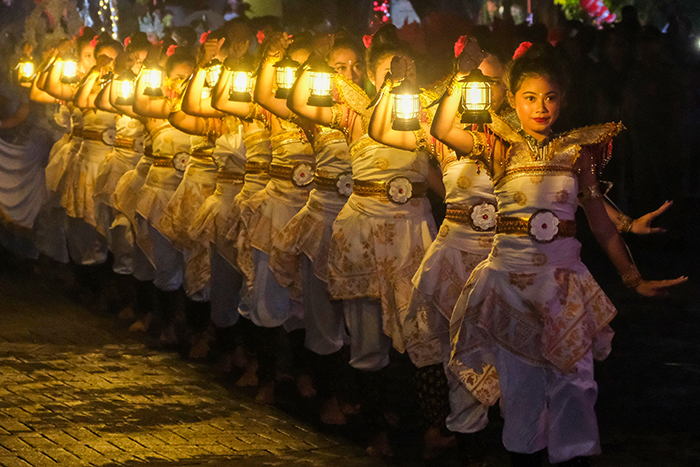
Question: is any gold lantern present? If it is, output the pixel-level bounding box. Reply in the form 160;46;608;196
204;58;223;88
142;65;164;97
60;51;80;84
273;55;300;99
307;61;335;107
390;80;421;131
115;72;136;105
17;56;35;84
460;68;492;125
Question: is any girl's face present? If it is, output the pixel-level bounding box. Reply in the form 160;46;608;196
328;47;363;86
80;45;96;73
511;74;562;141
169;63;194;80
132;49;148;74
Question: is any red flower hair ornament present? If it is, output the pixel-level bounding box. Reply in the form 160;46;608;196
256;30;265;44
124;37;131;48
79;26;88;37
454;35;468;58
199;31;211;44
166;45;178;57
513;41;532;60
90;35;99;48
363;34;373;49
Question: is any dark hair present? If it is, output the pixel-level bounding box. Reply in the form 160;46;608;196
172;26;197;49
76;27;97;53
329;35;363;63
165;49;196;76
366;24;412;76
126;32;151;54
287;30;314;56
94;32;123;57
506;42;567;96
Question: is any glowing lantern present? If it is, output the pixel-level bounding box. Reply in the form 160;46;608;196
391;80;421;131
142;65;164;97
60;51;80;84
273;55;300;99
307;61;335;107
204;58;223;88
17;56;35;84
115;72;136;105
460;69;492;125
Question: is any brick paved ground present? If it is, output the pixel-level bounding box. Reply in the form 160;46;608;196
1;198;700;467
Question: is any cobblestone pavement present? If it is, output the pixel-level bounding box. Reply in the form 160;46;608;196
1;200;700;467
0;261;388;467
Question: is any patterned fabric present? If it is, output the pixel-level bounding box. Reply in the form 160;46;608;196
93;115;146;236
269;127;351;288
327;135;436;353
225;124;271;279
134;124;189;264
238;123;314;292
402;157;501;406
46;106;82;195
60;109;116;227
189;122;246;271
112;141;153;229
450;116;620;391
159;135;218;298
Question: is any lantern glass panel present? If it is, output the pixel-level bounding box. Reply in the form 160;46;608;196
309;71;333;97
61;60;78;81
205;64;222;88
462;82;491;112
19;61;34;81
233;71;252;93
393;93;420;121
144;68;163;89
276;66;296;91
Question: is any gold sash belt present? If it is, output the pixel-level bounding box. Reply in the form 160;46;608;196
82;128;112;144
353;178;427;203
191;149;214;161
496;213;576;242
217;171;245;183
245;161;270;174
445;202;497;232
153;157;174;168
114;138;141;151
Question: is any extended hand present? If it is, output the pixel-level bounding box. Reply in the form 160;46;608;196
390;55;409;82
457;37;487;73
312;33;334;59
631;200;673;235
635;276;688;297
228;38;250;61
95;54;114;71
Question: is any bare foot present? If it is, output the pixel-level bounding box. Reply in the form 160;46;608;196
118;307;135;320
159;325;178;346
128;313;152;333
236;359;259;387
232;345;249;369
188;334;210;359
423;426;456;460
366;431;393;458
320;396;347;425
255;381;275;404
296;373;317;398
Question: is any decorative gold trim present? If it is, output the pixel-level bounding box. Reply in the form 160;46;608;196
245;161;269;174
353;179;427;200
153;157;174;168
191;149;214;161
270;129;307;148
150;122;173;141
349;135;386;160
243;129;270;148
82;128;111;143
313;127;347;152
496;215;576;239
495;165;575;189
217;171;245;183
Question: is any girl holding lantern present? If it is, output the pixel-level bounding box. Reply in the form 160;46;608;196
431;41;686;466
269;34;364;426
132;47;194;345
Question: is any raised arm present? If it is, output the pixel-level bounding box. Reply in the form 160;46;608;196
578;145;687;297
75;54;112;109
133;69;171;118
30;63;58;104
603;199;673;235
95;80;116;112
254;32;293;119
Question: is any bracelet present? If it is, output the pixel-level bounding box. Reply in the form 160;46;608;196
244;102;256;121
465;130;486;157
446;74;461;96
414;127;428;151
617;213;634;233
621;264;643;288
330;104;343;129
578;183;603;205
263;53;281;66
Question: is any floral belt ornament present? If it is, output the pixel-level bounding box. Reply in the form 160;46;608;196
445;201;497;231
496;210;576;243
387;176;413;204
172;152;190;172
83;128;117;146
353;178;428;203
269;162;316;187
114;137;145;153
314;172;353;196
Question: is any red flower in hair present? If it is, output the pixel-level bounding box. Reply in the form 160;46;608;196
454;35;467;58
256;30;265;44
79;26;87;37
363;34;373;49
200;30;211;44
513;42;532;60
90;35;99;48
166;45;177;57
124;37;131;48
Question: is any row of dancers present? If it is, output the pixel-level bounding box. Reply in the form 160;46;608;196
24;19;686;466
